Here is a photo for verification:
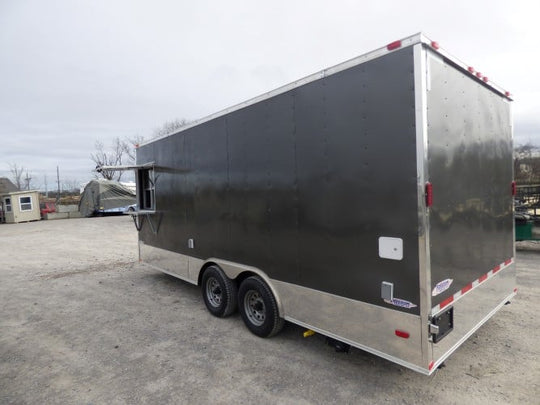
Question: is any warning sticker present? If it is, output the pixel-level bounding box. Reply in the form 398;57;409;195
384;298;417;309
432;278;453;296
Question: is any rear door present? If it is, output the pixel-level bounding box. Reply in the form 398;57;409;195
425;50;514;312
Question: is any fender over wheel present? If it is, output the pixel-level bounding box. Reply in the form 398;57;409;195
201;265;238;317
238;276;284;338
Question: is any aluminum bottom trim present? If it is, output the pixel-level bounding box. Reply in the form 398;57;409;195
431;260;515;360
143;261;198;286
285;316;431;375
430;290;516;373
272;279;425;370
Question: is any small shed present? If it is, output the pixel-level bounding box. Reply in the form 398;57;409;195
1;190;41;223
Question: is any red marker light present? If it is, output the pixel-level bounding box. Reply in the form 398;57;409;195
468;66;475;73
387;40;402;51
429;361;435;371
395;330;410;339
505;91;512;97
483;76;489;82
431;41;440;50
425;182;433;207
514;288;518;293
476;72;482;78
511;181;516;196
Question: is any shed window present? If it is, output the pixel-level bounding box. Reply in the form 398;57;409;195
19;196;33;211
5;198;12;212
137;168;155;210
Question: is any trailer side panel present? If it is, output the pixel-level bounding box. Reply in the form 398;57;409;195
137;47;420;313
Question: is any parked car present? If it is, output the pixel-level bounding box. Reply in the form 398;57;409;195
124;204;137;214
40;202;56;218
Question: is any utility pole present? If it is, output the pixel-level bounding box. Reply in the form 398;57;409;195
44;174;48;198
56;166;61;202
24;170;32;190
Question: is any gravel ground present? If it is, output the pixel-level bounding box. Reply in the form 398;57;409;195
1;216;539;404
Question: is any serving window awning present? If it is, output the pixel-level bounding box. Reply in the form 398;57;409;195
95;162;155;173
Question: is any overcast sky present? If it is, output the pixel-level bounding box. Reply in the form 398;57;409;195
1;0;539;190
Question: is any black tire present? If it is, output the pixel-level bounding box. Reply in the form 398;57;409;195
238;276;284;338
201;265;237;317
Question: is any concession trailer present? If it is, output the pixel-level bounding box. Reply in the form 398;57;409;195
111;33;516;374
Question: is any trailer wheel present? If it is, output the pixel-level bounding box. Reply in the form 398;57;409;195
201;265;237;317
238;276;284;338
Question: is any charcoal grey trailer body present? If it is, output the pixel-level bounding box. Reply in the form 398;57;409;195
130;33;515;374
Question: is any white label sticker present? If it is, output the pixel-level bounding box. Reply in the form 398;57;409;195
432;278;453;296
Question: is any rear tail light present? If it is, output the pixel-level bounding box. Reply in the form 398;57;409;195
425;182;433;207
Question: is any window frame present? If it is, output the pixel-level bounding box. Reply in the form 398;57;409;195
5;197;12;212
137;168;156;212
19;196;33;212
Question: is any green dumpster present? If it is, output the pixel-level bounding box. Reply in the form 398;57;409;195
515;214;533;241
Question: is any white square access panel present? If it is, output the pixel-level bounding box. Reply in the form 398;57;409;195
378;237;403;261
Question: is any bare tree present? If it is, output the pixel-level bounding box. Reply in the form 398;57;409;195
9;163;25;190
153;118;190;139
514;143;540;185
514;143;536;160
125;135;145;163
62;178;81;193
91;138;131;181
92;119;189;181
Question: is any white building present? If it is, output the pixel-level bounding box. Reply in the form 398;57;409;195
1;190;41;223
